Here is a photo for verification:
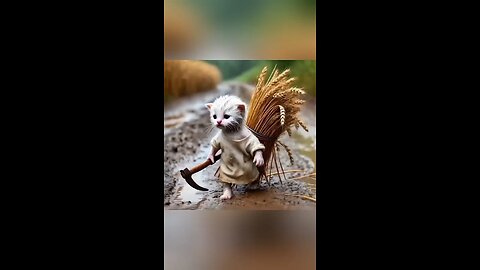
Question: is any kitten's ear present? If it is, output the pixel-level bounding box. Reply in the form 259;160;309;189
205;103;213;110
237;104;246;113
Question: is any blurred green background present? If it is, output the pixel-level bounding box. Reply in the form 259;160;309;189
207;60;316;96
165;0;316;59
187;0;316;38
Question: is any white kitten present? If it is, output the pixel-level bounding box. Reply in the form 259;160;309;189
205;95;265;200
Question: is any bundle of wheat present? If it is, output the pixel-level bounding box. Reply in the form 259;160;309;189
164;60;222;99
246;66;309;184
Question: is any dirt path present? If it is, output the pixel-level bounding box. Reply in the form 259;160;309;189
164;82;316;210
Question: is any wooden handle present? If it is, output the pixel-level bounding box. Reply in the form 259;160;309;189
189;160;212;174
189;154;221;175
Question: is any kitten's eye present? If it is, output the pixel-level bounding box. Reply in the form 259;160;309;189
213;115;217;119
224;114;230;119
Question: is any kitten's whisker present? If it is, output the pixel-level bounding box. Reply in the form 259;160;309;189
203;125;212;133
204;125;214;135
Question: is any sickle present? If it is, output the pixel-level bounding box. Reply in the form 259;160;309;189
180;154;221;191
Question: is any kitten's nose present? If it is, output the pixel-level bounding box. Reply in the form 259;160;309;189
216;120;222;125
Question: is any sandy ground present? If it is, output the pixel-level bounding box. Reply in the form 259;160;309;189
164;82;316;210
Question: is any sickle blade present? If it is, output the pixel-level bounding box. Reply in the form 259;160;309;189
180;168;209;191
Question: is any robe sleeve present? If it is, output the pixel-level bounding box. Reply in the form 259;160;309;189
246;135;265;156
210;133;221;149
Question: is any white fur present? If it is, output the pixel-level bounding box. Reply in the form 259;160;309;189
205;95;247;133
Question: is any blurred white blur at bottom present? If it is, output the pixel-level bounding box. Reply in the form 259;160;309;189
164;211;316;270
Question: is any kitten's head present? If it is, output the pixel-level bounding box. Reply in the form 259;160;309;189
205;95;246;133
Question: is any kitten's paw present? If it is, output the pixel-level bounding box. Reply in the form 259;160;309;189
220;188;233;200
220;193;233;200
253;156;264;167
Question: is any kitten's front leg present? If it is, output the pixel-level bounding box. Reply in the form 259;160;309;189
220;183;233;200
253;150;264;167
208;147;221;164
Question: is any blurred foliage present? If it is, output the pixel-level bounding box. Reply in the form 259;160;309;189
290;61;316;96
185;0;315;40
205;61;259;80
297;0;316;17
234;60;316;96
166;0;315;59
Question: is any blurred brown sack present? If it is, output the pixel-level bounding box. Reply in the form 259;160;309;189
164;61;222;98
164;2;206;57
254;19;316;59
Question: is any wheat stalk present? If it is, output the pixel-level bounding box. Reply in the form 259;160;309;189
284;194;316;202
289;172;316;181
294;100;306;105
277;140;294;165
278;105;285;125
266;169;305;176
298;120;309;132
